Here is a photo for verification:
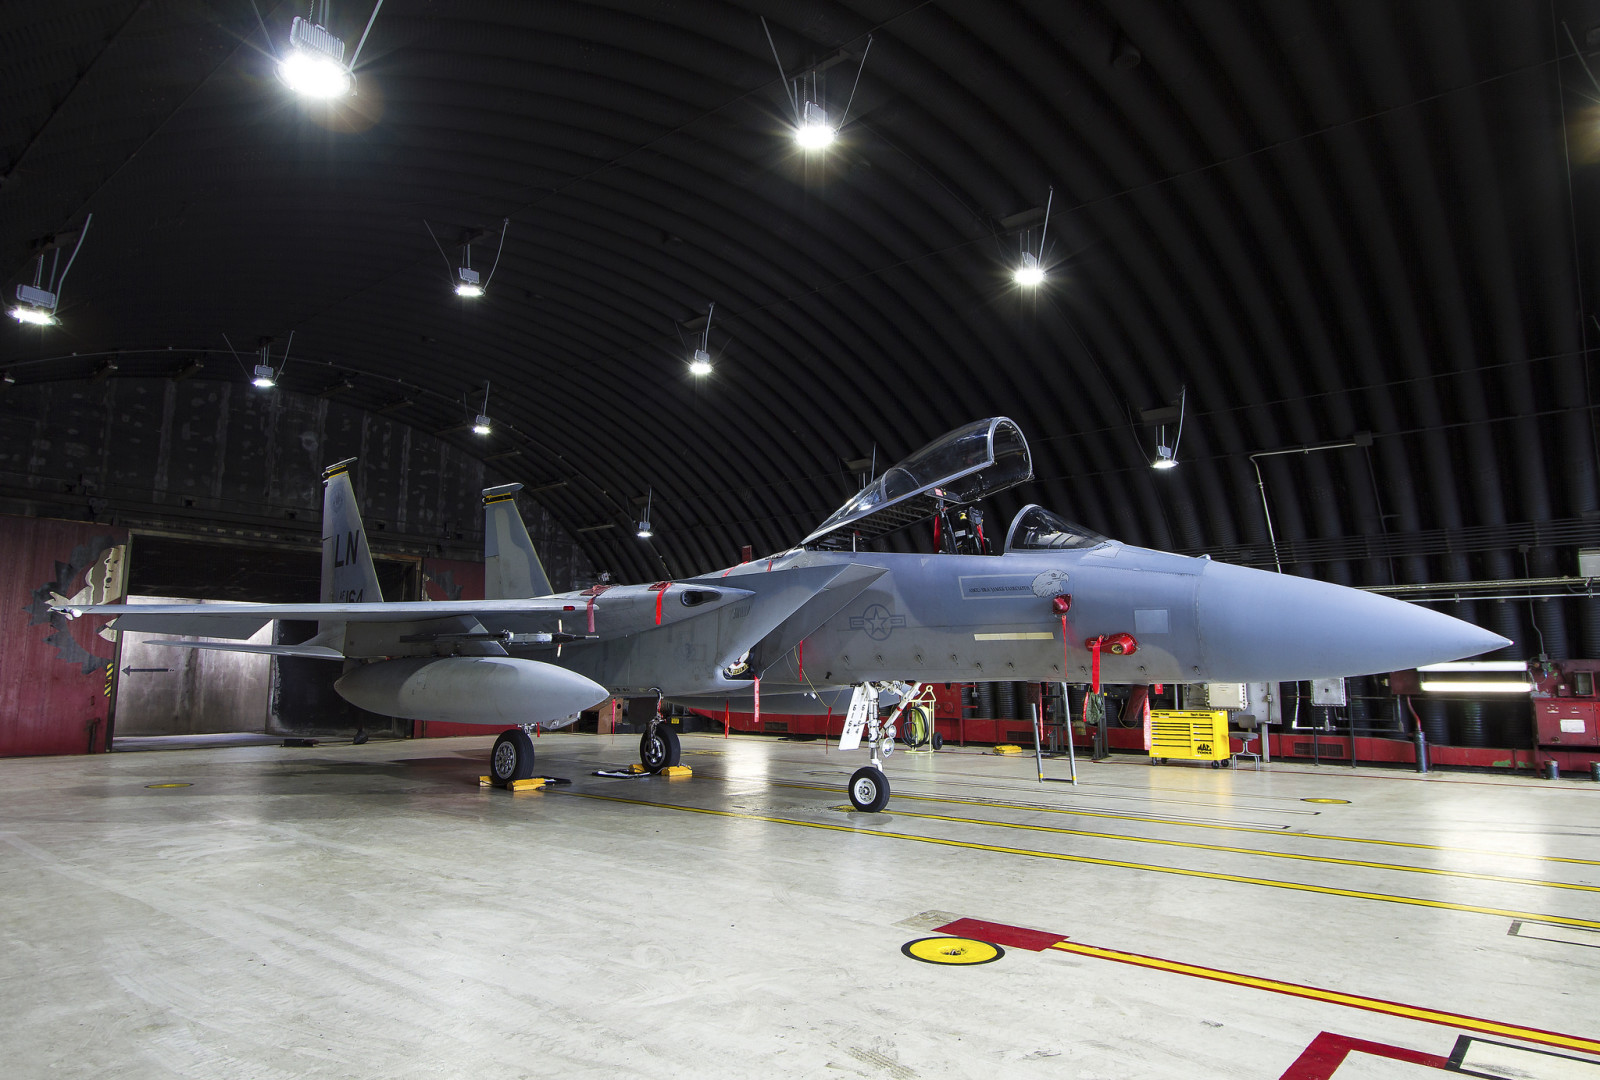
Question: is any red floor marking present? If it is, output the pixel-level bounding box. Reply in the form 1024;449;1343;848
1279;1032;1449;1079
934;918;1066;952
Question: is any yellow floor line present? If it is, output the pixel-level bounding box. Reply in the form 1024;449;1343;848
1051;940;1600;1056
881;807;1600;894
562;791;1600;930
751;777;1600;869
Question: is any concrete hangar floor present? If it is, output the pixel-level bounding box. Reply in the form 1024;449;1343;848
2;734;1597;1080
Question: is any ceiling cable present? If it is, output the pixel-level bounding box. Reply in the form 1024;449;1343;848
51;213;92;299
221;333;250;379
482;218;510;290
1036;186;1053;263
760;17;800;120
1561;21;1600;99
422;219;455;281
836;35;873;130
349;0;385;68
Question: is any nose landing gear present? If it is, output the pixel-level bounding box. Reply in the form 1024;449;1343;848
849;765;890;812
839;682;925;812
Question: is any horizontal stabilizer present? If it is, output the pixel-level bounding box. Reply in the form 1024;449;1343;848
106;612;272;639
147;639;347;660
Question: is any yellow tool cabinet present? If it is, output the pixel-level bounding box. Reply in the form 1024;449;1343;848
1149;709;1231;766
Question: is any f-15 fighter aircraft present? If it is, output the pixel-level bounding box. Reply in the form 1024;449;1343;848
60;420;1508;811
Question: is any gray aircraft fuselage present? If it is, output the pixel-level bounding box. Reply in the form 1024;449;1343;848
459;538;1506;704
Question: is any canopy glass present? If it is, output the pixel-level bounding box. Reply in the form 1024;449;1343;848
804;418;1032;547
1004;504;1109;552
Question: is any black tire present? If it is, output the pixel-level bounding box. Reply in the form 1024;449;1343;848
639;724;682;773
931;732;944;751
848;766;891;812
901;705;931;748
490;729;535;786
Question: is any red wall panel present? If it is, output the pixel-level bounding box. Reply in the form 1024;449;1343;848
0;516;127;756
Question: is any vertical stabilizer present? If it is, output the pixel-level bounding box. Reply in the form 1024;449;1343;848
321;458;384;604
483;483;552;598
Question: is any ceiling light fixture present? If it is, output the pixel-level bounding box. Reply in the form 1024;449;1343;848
1151;386;1186;470
9;298;55;326
277;2;384;101
1012;253;1045;287
761;18;872;153
688;301;716;376
472;382;492;435
9;214;92;328
636;488;654;539
227;331;291;390
427;218;509;301
795;101;836;149
1014;186;1052;287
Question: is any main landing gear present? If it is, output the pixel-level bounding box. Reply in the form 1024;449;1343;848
490;727;536;786
639;718;681;773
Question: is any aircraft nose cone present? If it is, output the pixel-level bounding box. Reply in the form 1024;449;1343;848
1195;562;1512;682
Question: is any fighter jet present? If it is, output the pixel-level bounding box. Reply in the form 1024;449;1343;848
59;420;1508;811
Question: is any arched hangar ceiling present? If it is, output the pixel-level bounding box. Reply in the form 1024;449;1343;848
4;1;1600;615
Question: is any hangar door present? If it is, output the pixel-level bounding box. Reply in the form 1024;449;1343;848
110;535;417;740
112;598;275;736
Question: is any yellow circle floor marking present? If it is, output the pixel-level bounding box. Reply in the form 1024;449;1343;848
902;937;1004;966
1302;798;1351;804
144;783;192;789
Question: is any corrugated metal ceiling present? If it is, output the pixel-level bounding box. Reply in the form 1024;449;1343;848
3;1;1600;655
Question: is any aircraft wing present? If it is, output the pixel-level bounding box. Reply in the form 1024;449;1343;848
739;562;888;677
59;586;756;642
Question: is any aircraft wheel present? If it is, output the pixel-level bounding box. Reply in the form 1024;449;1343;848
640;724;681;773
848;766;891;813
931;732;944;751
491;729;536;787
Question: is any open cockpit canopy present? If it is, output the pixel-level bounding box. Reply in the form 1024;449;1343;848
804;418;1032;548
1003;505;1110;552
